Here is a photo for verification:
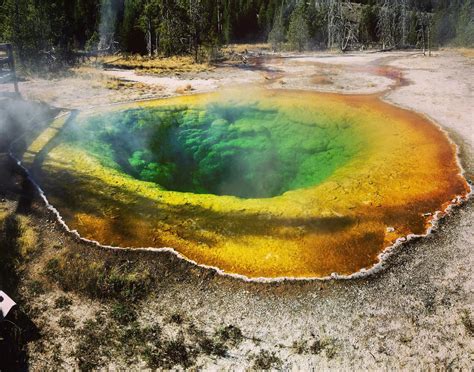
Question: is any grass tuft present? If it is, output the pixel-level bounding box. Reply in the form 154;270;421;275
216;325;243;347
16;215;39;258
461;310;474;336
54;295;73;310
73;315;112;371
144;337;197;369
169;313;184;325
252;349;282;370
110;302;137;324
58;314;76;329
292;340;308;354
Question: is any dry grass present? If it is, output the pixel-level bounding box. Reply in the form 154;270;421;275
104;77;163;93
17;215;39;258
222;43;271;54
95;45;269;75
42;248;153;302
0;210;38;259
0;210;7;225
455;48;474;59
71;66;164;98
71;65;105;79
97;55;212;75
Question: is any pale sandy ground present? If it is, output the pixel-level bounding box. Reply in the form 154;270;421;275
387;52;474;175
3;50;473;369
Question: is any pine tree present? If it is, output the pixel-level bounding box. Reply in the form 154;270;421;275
187;0;208;62
158;0;188;56
287;1;310;51
268;10;285;50
454;0;474;46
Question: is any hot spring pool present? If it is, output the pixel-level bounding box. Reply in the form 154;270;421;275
20;89;470;278
77;95;361;198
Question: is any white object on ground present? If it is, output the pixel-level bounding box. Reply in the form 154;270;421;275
0;290;16;319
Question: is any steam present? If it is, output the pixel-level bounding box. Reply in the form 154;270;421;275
99;0;123;50
0;99;54;153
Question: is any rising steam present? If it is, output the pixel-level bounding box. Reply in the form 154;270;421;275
99;0;124;50
0;99;54;153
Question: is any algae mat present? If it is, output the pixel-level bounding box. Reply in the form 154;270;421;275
20;89;470;278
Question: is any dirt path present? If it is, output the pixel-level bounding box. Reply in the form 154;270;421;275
0;50;472;370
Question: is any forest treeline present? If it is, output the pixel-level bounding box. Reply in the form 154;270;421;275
0;0;472;67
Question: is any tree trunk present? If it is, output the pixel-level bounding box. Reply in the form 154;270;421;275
14;0;23;66
146;17;153;57
327;0;334;48
428;24;431;56
217;0;222;35
401;0;407;47
421;26;426;56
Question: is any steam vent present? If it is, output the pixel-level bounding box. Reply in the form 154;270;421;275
20;89;470;278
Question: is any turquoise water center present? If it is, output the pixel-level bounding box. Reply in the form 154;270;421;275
74;100;362;198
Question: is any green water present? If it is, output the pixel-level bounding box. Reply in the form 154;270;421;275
71;102;362;198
